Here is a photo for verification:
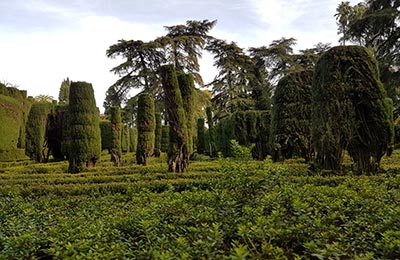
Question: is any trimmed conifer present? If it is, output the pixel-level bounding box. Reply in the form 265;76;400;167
197;118;206;154
161;125;170;153
25;102;53;162
46;105;68;161
312;46;394;173
109;106;122;166
121;124;130;153
160;65;188;172
178;72;195;155
67;81;101;173
129;127;137;153
100;120;112;151
154;112;162;157
206;107;216;157
136;93;155;165
270;70;313;162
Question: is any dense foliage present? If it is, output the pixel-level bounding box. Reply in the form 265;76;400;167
161;125;170;153
154;112;162;157
270;70;313;162
67;81;101;173
99;120;112;151
197;118;206;154
109;106;122;166
136;93;155;166
312;46;394;173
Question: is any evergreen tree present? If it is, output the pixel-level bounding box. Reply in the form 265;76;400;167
58;78;71;105
160;65;188;172
136;93;155;165
129;127;137;153
206;106;217;157
121;124;130;153
154;112;162;157
109;106;122;166
197;118;206;154
161;125;170;153
67;81;101;173
100;120;112;151
178;72;195;155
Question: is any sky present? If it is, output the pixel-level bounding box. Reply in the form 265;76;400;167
0;0;360;112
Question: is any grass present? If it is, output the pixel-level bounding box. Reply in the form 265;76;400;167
0;151;399;259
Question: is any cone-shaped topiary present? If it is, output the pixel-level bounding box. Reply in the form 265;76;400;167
154;112;162;157
197;118;206;154
161;125;170;153
312;46;394;173
67;81;101;173
109;106;122;166
100;120;112;151
136;93;155;165
25;102;53;162
178;72;195;155
160;65;188;172
270;70;314;162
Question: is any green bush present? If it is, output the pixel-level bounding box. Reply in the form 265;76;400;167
100;120;112;151
67;81;101;173
136;93;155;166
0;94;23;152
110;106;122;166
178;72;195;155
129;127;137;153
121;124;130;153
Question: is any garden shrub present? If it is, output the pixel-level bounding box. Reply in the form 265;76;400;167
136;93;155;166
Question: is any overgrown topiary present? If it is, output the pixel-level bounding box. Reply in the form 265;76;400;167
161;125;170;153
109;106;122;166
25;102;53;162
67;81;101;173
154;112;162;157
197;118;206;154
100;120;112;151
136;93;155;166
160;65;188;172
270;70;313;162
312;46;394;173
178;72;195;155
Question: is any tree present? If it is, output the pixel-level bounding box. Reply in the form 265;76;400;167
58;77;71;105
109;106;122;166
121;124;130;153
46;105;68;161
197;118;206;154
270;70;314;162
206;106;217;157
312;46;394;173
100;120;112;151
160;65;188;172
206;39;255;119
178;72;195;155
154;112;162;157
136;93;155;166
25;102;53;162
67;81;101;173
335;1;353;45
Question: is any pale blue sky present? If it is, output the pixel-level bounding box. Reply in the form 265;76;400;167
0;0;360;110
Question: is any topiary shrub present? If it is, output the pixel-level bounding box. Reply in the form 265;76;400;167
0;94;23;152
109;106;122;166
46;105;68;161
312;46;394;173
136;93;155;166
161;125;170;153
270;70;314;162
160;65;188;172
100;120;112;151
67;81;101;173
197;118;206;154
129;127;137;153
25;102;53;162
121;124;130;153
178;72;195;156
206;106;217;157
154;112;162;157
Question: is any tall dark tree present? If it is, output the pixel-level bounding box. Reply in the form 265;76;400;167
178;72;195;155
206;106;217;157
67;81;101;173
46;105;68;161
154;112;162;157
335;1;353;45
197;118;206;154
312;46;394;173
160;65;188;172
58;78;70;105
136;93;155;166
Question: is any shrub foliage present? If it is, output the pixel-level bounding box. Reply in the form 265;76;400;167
136;93;155;166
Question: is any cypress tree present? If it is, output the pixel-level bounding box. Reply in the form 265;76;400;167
161;125;170;153
46;105;68;161
160;65;188;172
178;72;195;155
197;118;206;154
67;81;101;173
206;106;217;157
312;46;394;173
99;120;112;151
154;112;162;157
25;102;53;162
136;93;155;166
121;124;130;153
109;106;122;166
270;70;313;162
129;127;137;153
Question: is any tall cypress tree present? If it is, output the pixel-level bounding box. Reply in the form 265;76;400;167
136;93;155;165
197;118;206;154
46;105;68;161
161;125;170;153
25;102;53;162
154;112;162;157
206;107;217;157
67;81;101;173
109;106;122;166
121;124;130;153
160;65;188;172
129;127;137;153
178;72;195;155
312;46;394;173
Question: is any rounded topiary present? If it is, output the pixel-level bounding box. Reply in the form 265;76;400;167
25;102;53;162
154;112;162;157
160;65;188;172
136;93;155;166
109;106;122;166
312;46;394;173
67;81;101;173
270;70;313;162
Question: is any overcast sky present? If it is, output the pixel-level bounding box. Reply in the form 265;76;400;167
0;0;360;111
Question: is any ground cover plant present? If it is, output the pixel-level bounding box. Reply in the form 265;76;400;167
0;150;399;259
